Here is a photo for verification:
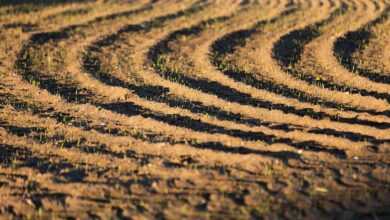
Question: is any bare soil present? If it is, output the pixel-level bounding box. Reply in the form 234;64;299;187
0;0;389;219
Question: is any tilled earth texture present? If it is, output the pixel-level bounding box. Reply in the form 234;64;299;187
0;0;390;219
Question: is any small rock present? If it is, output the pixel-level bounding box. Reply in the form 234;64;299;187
314;187;328;193
26;199;35;207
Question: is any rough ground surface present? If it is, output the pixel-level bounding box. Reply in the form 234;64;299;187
0;0;390;219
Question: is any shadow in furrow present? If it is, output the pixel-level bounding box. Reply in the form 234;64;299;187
151;20;334;119
28;2;156;45
308;128;390;146
101;102;348;159
4;90;295;160
212;36;390;129
15;0;209;103
334;7;390;84
143;14;390;142
11;0;383;157
83;54;280;129
272;4;390;105
84;0;210;49
1;91;305;162
12;29;386;155
147;19;390;130
13;1;161;103
0;94;178;143
14;69;95;104
77;3;316;133
210;4;390;122
211;3;390;120
0;119;301;163
191;142;301;161
5;87;382;159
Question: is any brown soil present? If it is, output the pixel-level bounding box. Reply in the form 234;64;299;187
0;0;389;219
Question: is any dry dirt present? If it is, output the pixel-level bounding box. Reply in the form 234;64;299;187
0;0;390;219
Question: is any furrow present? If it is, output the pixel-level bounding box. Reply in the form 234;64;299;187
145;1;390;141
1;0;390;217
288;0;390;103
341;4;390;83
11;0;336;162
81;0;384;154
211;2;390;128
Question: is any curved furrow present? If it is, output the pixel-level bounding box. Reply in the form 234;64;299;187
139;0;382;140
11;0;335;162
0;1;90;25
11;1;249;145
284;0;390;103
0;2;116;74
186;0;390;128
318;0;390;89
2;81;305;165
0;0;145;31
79;1;390;155
100;102;350;160
210;2;390;126
0;0;155;81
0;104;306;163
12;0;364;160
2;82;383;162
341;5;390;83
0;98;307;184
334;5;390;84
30;1;152;31
80;0;384;155
2;1;390;217
15;0;204;103
12;43;390;159
0;4;75;28
18;1;157;46
0;106;281;167
227;0;390;115
144;2;390;142
5;0;225;145
84;39;275;130
82;2;308;130
0;87;187;147
45;0;314;153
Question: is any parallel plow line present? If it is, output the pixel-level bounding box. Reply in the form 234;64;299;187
0;0;389;218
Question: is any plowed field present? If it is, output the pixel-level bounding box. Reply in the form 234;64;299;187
0;0;390;219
